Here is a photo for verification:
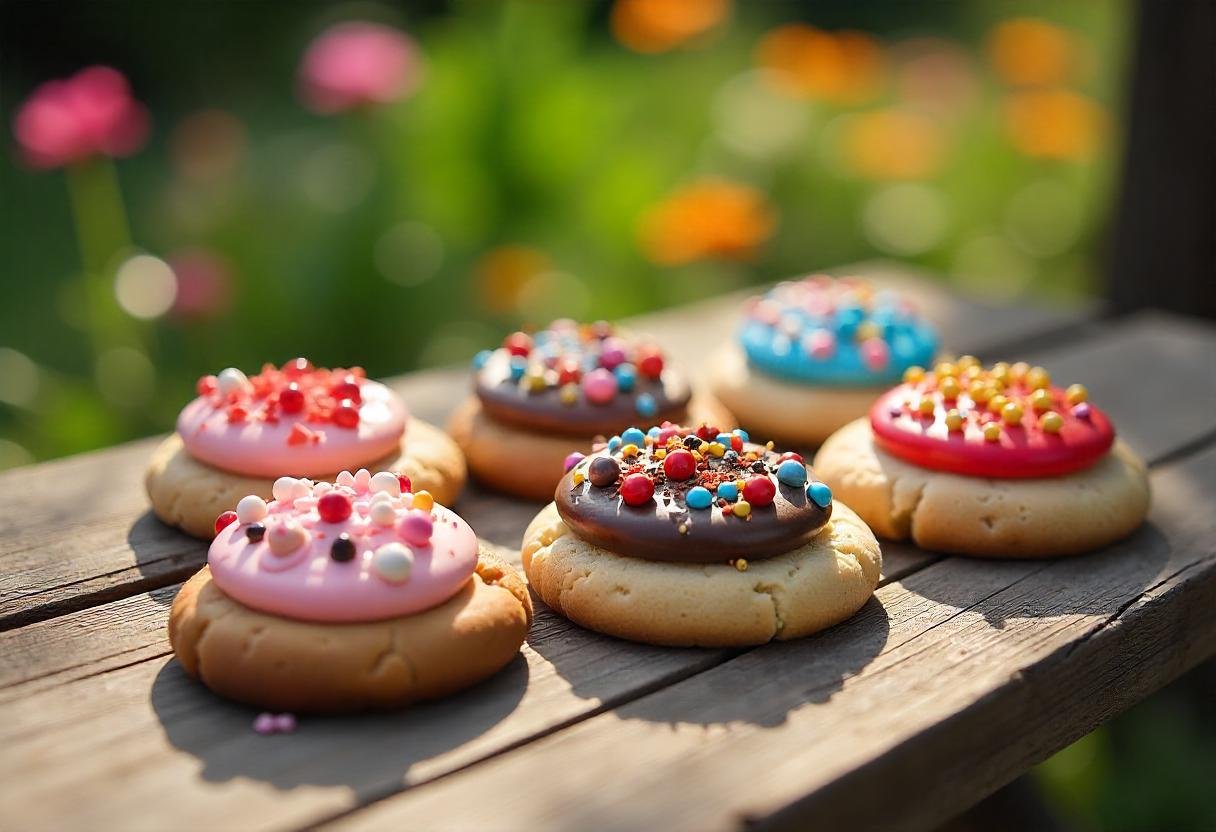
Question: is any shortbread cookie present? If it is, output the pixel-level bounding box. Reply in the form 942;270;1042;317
708;274;938;446
813;359;1150;557
521;423;879;646
145;358;465;538
449;321;733;500
168;471;531;712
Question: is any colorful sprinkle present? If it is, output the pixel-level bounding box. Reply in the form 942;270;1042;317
619;473;655;507
776;459;807;487
807;481;832;508
563;452;586;473
686;486;713;510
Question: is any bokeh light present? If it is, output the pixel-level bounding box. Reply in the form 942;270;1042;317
94;346;155;407
862;184;949;256
988;18;1079;88
639;179;776;265
756;24;886;104
375;221;445;287
952;234;1036;301
298;142;376;212
611;0;730;54
114;254;177;320
840;109;945;180
168;249;232;320
170;110;248;182
1005;179;1084;257
0;348;40;408
713;70;812;159
475;246;553;314
1005;89;1106;161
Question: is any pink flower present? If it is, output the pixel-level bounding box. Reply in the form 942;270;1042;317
298;22;421;114
13;66;150;169
169;249;232;321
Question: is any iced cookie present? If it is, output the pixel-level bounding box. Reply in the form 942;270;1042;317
448;320;732;501
146;358;466;538
709;275;939;446
813;359;1150;557
521;423;880;646
168;469;532;712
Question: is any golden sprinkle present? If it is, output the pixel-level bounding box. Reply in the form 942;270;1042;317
957;354;980;369
1066;383;1089;405
1026;366;1051;390
412;491;434;512
991;361;1011;382
969;381;992;403
939;377;961;400
903;365;925;384
918;397;936;416
654;448;667;460
988;394;1009;414
934;361;958;378
621;443;639;457
983;423;1003;442
732;500;751;518
1041;411;1064;433
678;523;689;535
945;409;964;431
1001;401;1024;426
734;558;749;572
708;442;726;458
1030;388;1053;412
1010;361;1030;381
572;470;585;486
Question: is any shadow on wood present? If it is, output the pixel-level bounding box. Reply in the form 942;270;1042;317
128;512;208;608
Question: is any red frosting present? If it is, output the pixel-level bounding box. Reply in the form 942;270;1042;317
869;360;1114;479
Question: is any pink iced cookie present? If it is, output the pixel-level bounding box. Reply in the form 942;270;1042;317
179;359;407;477
208;469;477;622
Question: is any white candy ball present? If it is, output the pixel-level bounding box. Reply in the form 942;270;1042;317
216;367;248;397
336;470;355;488
369;501;397;527
313;482;332;496
369;471;401;497
372;542;413;584
272;477;299;503
235;495;268;524
354;468;372;491
290;479;312;500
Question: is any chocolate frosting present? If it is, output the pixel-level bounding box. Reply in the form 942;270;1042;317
554;426;833;564
473;328;692;437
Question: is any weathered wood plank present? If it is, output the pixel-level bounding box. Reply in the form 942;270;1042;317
0;266;1092;629
0;314;1210;832
331;442;1216;832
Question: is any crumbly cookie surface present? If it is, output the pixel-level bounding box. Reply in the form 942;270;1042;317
168;547;531;712
521;501;881;647
146;417;466;539
813;418;1150;557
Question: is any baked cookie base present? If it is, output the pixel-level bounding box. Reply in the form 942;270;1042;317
521;501;881;647
145;417;467;539
447;392;735;502
813;418;1151;558
168;547;532;712
708;344;886;448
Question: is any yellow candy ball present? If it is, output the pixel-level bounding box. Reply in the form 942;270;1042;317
1001;402;1024;425
621;443;639;457
939;378;961;400
732;500;751;518
708;442;726;458
983;423;1003;442
734;558;749;572
1026;366;1051;390
1010;361;1030;381
903;365;925;384
559;384;578;405
990;361;1011;382
653;448;667;460
412;490;434;512
856;321;882;342
988;394;1009;414
572;470;585;486
1041;411;1064;433
934;361;958;378
957;354;980;369
1066;383;1089;405
945;409;964;431
969;381;992;403
918;397;936;416
1030;388;1053;411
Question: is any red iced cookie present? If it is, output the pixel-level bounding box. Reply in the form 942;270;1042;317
869;360;1114;479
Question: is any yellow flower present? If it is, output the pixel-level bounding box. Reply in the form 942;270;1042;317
757;24;886;104
842;109;945;180
988;18;1078;88
611;0;730;54
1005;89;1106;161
640;179;777;265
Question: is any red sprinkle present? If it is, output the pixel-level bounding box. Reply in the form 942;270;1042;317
279;384;305;414
317;492;353;523
397;474;412;494
282;357;313;376
197;375;218;396
780;452;804;464
332;400;360;428
226;405;247;424
504;331;533;357
742;476;776;508
287;423;315;446
214;511;238;534
619;473;655;507
662;449;697;481
330;376;362;405
638;349;664;379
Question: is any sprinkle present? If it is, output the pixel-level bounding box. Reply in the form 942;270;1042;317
508;356;527;381
614;363;637;392
939;377;960;400
572;470;586;486
1041;411;1064;433
372;542;414;583
1001;402;1024;426
686;486;713;510
621;443;640;458
1073;402;1092;419
944;409;964;431
1026;366;1051;390
635;393;658;417
716;481;739;502
563;452;586;472
370;471;402;497
1030;388;1053;412
621;427;647;447
267;519;308;555
983;423;1002;442
236;495;268;525
776;459;808;487
411;491;434;513
732;428;750;442
917;397;935;416
397;510;433;546
245;523;266;543
807;481;833;508
214;511;238;534
1066;383;1089;405
619;473;655;507
903;365;925;384
560;384;579;406
581;368;619;404
734;558;749;572
707;442;726;458
607;435;623;452
732;500;751;518
317;492;353;523
988;394;1009;414
369;501;397;526
472;349;492;370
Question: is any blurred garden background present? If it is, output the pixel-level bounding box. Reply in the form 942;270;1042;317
2;2;1211;828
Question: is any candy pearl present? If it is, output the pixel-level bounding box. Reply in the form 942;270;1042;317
582;368;618;404
313;482;333;496
619;473;655;507
983;423;1003;442
1073;402;1092;419
273;714;297;733
215;511;238;534
607;435;623;452
1026;366;1051;390
279;384;305;414
559;384;578;406
317;492;353;523
620;427;647;448
939;377;961;400
663;449;697;481
369;501;397;527
372;542;414;584
732;500;752;518
733;428;750;443
589;456;621;488
354;468;372;491
957;355;980;369
1001;402;1024;426
1030;388;1053;412
472;349;493;370
217;367;248;397
336;470;355;488
637;350;664;379
903;365;925;384
917;397;936;416
776;459;808;487
1041;411;1064;434
780;451;804;464
860;338;890;372
614;363;637;392
272;477;300;503
503;331;532;357
330;377;362;405
734;558;749;572
804;329;837;361
1010;361;1030;381
807;481;833;509
245;523;266;543
742;476;776;508
686;486;713;510
969;382;992;403
945;409;964;432
411;490;434;512
988;394;1009;414
236;495;268;524
254;713;276;735
635;393;658;418
563;452;586;473
397;510;434;546
369;470;401;497
267;520;308;556
397;474;412;494
508;356;527;381
333;399;360;428
599;345;627;370
621;443;640;458
330;533;356;562
282;357;313;376
716;481;739;502
1066;383;1089;405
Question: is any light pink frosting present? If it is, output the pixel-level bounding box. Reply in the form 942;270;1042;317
178;379;407;477
208;470;478;622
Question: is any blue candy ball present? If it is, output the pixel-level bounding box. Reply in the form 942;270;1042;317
472;349;493;370
686;486;713;510
508;355;527;381
776;459;808;487
620;427;647;447
715;432;733;446
614;362;637;392
807;481;833;508
732;428;750;442
717;481;739;502
636;393;658;417
647;426;662;439
607;436;623;452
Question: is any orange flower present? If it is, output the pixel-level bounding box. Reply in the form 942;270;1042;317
757;24;886;104
1005;89;1106;160
475;246;552;313
842;110;945;180
640;179;777;265
988;18;1078;87
611;0;730;54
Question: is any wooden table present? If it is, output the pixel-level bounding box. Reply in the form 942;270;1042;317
3;262;1215;831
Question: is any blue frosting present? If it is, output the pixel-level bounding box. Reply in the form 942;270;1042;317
740;279;938;386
